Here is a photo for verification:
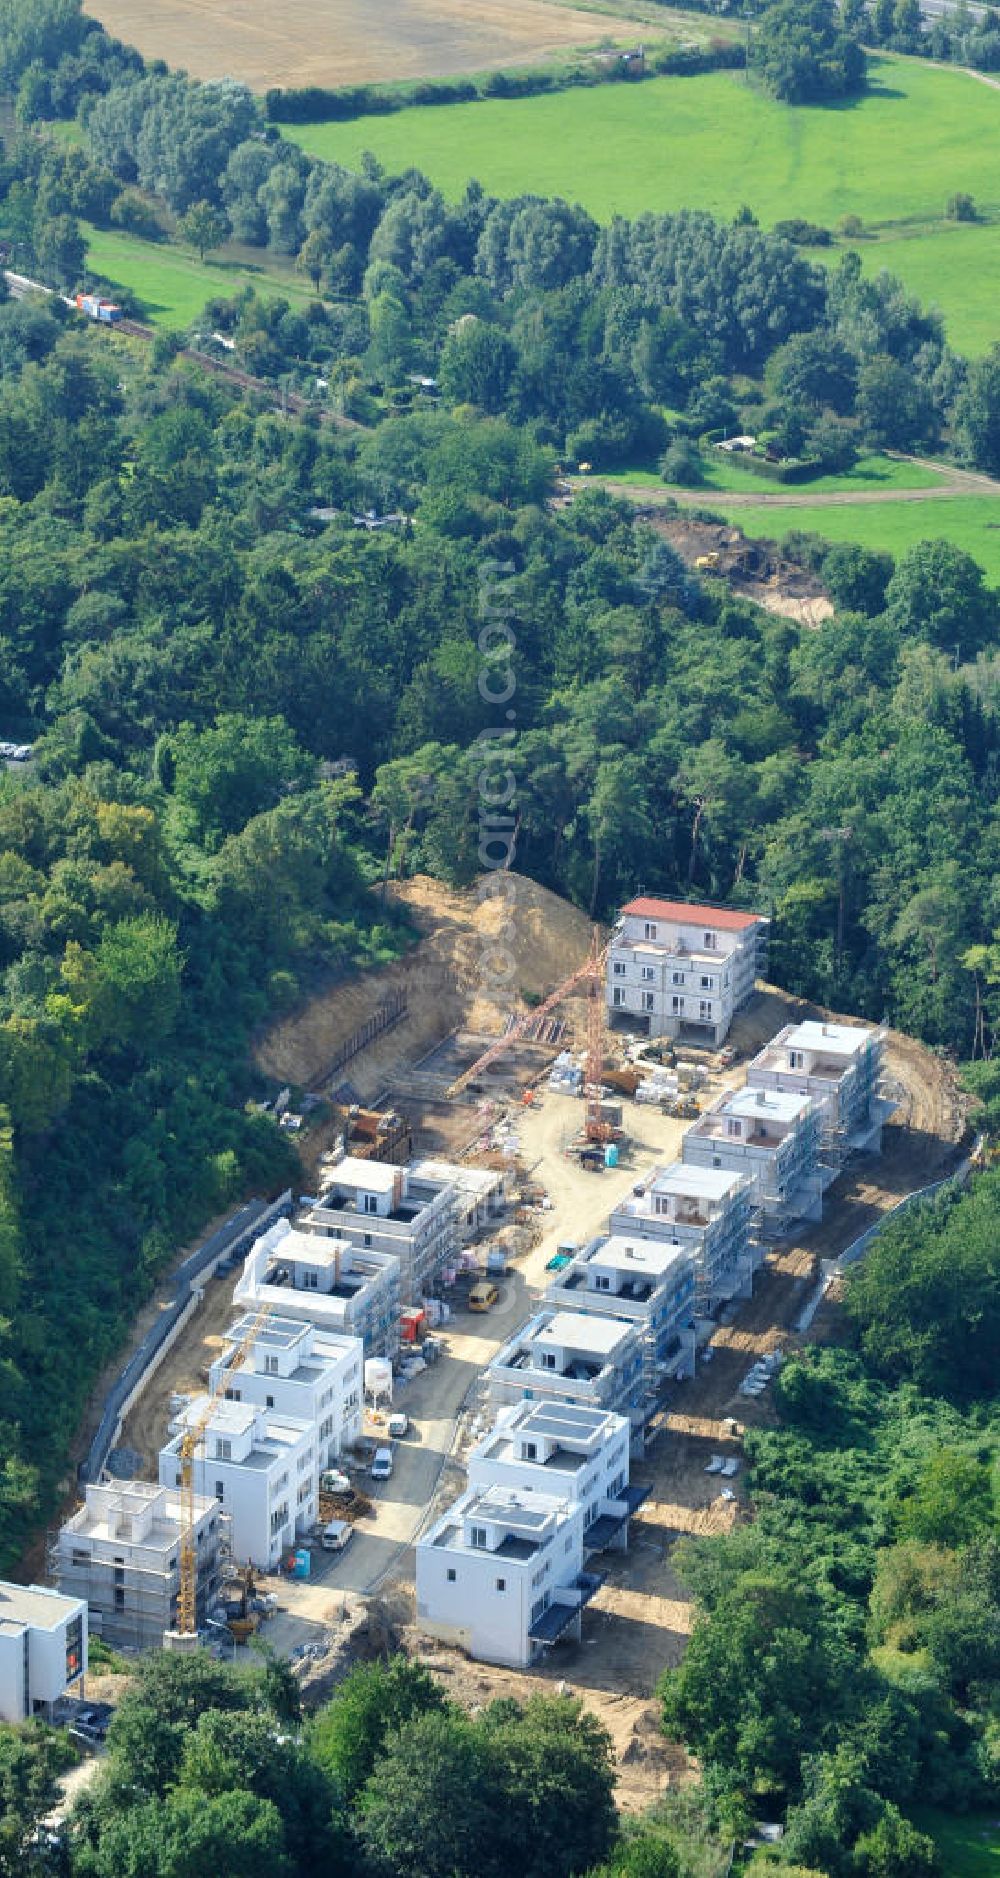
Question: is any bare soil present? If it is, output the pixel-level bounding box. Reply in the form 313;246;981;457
255;872;596;1096
84;0;658;91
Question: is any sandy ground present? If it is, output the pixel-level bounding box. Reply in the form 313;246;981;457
84;0;665;89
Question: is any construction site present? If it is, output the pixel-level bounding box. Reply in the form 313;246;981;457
63;873;969;1808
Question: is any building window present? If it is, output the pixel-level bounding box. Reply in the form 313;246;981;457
612;961;625;977
303;1271;318;1289
704;932;717;950
612;988;624;1008
789;1050;804;1069
541;1352;557;1369
70;1548;90;1567
642;992;654;1012
215;1480;224;1502
595;1274;611;1291
641;966;655;982
700;975;713;990
671;996;684;1014
446;1567;456;1582
215;1438;232;1461
700;1000;713;1020
524;1442;537;1460
712;1156;722;1169
266;1394;274;1409
265;1355;279;1375
363;1193;378;1214
672;971;684;985
495;1578;506;1592
726;1118;741;1137
470;1526;487;1549
65;1614;83;1681
363;1232;372;1247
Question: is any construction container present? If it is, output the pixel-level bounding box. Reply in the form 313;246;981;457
599;1099;624;1128
399;1307;425;1344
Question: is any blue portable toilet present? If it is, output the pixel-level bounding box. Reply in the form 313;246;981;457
605;1143;619;1168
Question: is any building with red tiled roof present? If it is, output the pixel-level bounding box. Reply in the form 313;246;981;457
607;898;769;1047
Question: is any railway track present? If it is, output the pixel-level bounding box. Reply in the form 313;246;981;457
3;269;365;430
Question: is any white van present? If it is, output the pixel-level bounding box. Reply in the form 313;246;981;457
321;1520;352;1552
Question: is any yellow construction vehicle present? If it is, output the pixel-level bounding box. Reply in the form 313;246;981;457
176;1301;272;1639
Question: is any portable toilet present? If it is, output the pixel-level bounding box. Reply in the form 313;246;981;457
605;1142;619;1168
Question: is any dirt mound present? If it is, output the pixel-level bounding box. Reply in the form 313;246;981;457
254;873;596;1094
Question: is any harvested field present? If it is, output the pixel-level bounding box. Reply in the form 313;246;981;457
254;872;596;1096
84;0;660;92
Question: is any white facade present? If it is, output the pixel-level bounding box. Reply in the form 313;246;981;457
607;897;769;1045
308;1157;457;1306
0;1582;86;1724
160;1396;316;1572
544;1234;697;1383
234;1218;401;1356
746;1020;891;1155
682;1086;822;1231
609;1162;757;1310
468;1402;643;1551
416;1484;600;1668
210;1314;363;1467
487;1309;647;1447
54;1481;221;1652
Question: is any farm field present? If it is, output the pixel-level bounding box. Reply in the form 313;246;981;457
291;55;1000;352
711;494;1000;583
83;0;676;91
81;224;321;327
600;452;942;497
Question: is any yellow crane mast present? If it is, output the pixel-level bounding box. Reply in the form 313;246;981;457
176;1300;272;1637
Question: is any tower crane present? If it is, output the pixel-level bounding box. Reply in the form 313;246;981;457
446;927;614;1142
176;1300;272;1638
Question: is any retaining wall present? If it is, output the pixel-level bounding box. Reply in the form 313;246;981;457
80;1190;293;1484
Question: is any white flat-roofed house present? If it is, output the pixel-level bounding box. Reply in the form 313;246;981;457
609;1162;757;1310
607;897;769;1046
0;1582;86;1723
544;1234;697;1386
305;1156;466;1304
682;1086;822;1233
54;1481;221;1652
416;1484;601;1668
487;1309;648;1450
468;1402;645;1554
160;1396;316;1572
233;1218;401;1356
209;1314;363;1468
746;1021;893;1163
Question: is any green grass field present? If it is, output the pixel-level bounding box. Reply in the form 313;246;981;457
288;55;1000;353
711;494;1000;582
910;1811;1000;1878
601;452;942;496
81;224;321;327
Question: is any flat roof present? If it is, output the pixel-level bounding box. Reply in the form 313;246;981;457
506;1401;620;1442
0;1581;83;1631
173;1395;310;1444
266;1227;356;1265
780;1020;874;1056
66;1483;216;1546
468;1483;568;1522
619;897;765;932
224;1314;359;1363
533;1311;633;1357
329;1157;399;1191
720;1087;813;1122
585;1235;690;1279
649;1164;745;1200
